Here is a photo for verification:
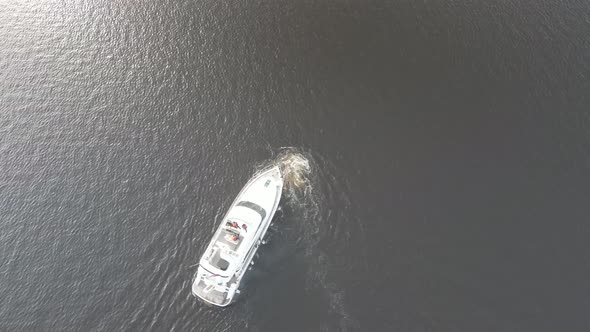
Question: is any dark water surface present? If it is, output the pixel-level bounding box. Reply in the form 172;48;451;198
1;0;590;331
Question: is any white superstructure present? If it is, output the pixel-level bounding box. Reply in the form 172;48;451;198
191;166;283;306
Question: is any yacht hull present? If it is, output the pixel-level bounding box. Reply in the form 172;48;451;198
191;166;283;307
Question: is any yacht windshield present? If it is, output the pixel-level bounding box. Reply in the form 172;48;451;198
236;201;267;220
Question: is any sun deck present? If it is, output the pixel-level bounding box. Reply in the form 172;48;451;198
217;228;242;251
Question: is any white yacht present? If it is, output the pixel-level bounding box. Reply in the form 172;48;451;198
191;166;283;306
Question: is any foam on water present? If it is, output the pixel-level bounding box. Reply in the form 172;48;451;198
255;147;313;204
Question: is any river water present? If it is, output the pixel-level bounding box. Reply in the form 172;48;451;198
1;0;589;331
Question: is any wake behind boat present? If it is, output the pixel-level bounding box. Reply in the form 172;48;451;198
191;166;283;307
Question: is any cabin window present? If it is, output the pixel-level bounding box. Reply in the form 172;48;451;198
236;201;267;220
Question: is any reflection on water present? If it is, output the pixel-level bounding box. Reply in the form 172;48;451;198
2;0;588;329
